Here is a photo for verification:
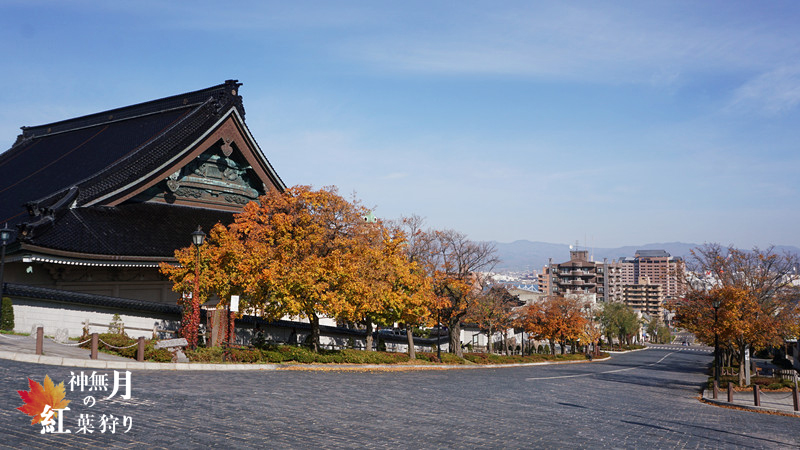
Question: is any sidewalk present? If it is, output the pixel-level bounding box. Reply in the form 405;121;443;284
702;387;800;417
0;332;278;371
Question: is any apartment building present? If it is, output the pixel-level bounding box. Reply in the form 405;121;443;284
620;250;684;300
538;250;624;303
622;276;663;317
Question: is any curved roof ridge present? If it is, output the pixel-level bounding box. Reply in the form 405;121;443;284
17;80;242;142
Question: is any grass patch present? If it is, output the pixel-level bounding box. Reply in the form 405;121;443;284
600;344;645;351
0;330;29;336
464;352;600;364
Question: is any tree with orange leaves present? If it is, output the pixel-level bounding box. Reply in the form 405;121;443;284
159;232;219;348
519;295;589;355
669;244;800;386
415;228;499;358
163;186;436;354
467;285;519;354
338;223;434;357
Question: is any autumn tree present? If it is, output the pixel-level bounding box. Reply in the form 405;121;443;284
160;233;220;348
520;295;589;355
670;244;800;385
467;285;520;354
583;309;603;356
423;229;499;357
343;224;434;358
210;186;377;352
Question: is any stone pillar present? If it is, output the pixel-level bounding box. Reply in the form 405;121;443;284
91;333;98;360
35;327;43;355
753;384;761;407
137;336;145;362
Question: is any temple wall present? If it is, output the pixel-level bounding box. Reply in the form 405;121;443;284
4;263;177;305
11;297;179;339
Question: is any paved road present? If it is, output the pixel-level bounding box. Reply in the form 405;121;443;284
1;349;798;448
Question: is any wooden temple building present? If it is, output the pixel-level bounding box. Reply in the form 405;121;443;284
0;80;287;338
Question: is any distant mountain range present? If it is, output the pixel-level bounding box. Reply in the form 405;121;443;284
490;240;800;273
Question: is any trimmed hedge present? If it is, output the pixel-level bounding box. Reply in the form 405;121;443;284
79;332;173;362
1;296;13;331
463;352;596;364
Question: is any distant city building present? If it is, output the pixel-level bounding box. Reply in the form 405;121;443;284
539;250;613;304
619;250;684;300
622;276;663;317
537;248;685;321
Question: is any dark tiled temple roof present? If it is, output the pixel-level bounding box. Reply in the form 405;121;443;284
0;80;285;259
0;80;282;228
0;81;243;224
22;203;233;257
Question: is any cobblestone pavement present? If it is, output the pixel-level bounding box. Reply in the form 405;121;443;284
1;349;798;448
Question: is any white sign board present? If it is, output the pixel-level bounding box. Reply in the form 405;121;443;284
154;338;188;349
230;295;240;312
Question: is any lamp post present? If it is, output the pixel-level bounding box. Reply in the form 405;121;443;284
712;298;721;386
190;226;206;349
436;309;441;361
0;223;13;296
0;224;13;328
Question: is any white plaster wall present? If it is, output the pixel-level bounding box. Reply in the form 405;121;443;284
12;298;179;339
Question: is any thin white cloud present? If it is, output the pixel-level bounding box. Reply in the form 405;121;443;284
728;65;800;114
337;3;798;86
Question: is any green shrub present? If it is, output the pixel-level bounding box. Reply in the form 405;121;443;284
109;314;124;334
1;297;14;331
186;347;225;362
79;332;173;362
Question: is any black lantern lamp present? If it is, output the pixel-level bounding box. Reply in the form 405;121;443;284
191;226;206;247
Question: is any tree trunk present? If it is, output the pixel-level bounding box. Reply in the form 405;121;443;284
738;344;746;387
448;320;462;357
487;325;493;354
364;317;374;352
310;313;320;353
560;338;566;355
502;331;507;356
405;324;415;360
549;339;556;355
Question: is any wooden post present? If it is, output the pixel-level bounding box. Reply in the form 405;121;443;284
137;336;145;362
90;333;98;360
713;380;719;400
727;382;734;403
753;384;760;407
792;385;799;412
35;326;43;355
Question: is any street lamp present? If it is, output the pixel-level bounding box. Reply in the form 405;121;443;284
0;223;14;296
434;307;445;361
712;298;721;386
190;226;205;349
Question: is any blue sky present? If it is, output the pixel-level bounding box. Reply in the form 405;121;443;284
2;1;799;248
